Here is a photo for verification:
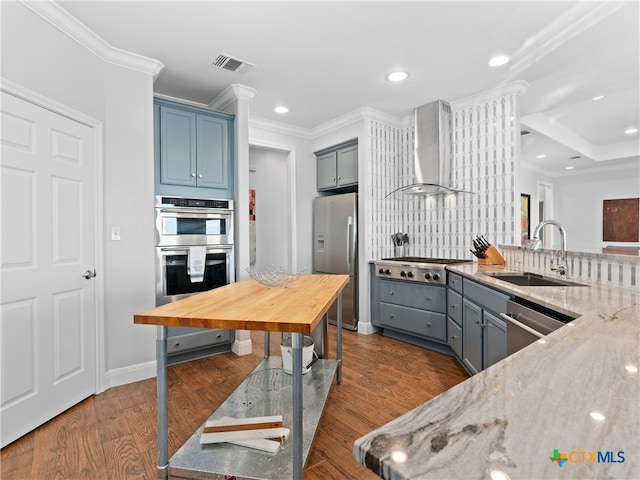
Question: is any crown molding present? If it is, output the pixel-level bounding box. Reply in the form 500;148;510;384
248;107;408;140
21;0;164;78
450;80;530;111
249;116;313;139
208;84;258;111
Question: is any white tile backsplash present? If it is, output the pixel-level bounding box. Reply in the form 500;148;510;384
366;93;519;262
501;245;640;290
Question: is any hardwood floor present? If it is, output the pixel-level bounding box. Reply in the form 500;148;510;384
1;327;469;479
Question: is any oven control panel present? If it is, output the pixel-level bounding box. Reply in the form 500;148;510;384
375;263;445;284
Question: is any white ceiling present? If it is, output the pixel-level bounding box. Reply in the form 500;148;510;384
57;1;639;176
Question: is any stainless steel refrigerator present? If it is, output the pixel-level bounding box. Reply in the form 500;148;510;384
313;192;358;330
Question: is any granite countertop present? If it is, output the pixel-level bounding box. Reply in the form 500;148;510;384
354;263;640;479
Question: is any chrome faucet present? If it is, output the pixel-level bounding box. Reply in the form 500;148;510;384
527;220;568;276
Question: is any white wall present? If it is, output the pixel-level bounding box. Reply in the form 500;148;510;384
248;125;314;273
249;147;289;271
521;163;640;252
1;3;157;387
555;165;640;252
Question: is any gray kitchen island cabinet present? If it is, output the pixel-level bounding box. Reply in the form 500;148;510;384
461;278;509;375
315;139;358;191
154;98;234;198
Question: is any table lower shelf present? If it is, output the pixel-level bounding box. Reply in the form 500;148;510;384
169;356;338;480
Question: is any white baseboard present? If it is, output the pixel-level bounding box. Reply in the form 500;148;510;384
232;338;253;356
102;360;157;392
357;321;378;335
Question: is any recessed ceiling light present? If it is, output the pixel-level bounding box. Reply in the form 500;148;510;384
592;95;605;101
535;154;546;159
387;71;409;82
274;106;289;114
488;55;510;67
625;127;638;134
625;364;638;373
590;411;606;422
565;166;575;170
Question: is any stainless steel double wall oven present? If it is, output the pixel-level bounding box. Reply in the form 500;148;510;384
155;195;234;305
155;195;235;363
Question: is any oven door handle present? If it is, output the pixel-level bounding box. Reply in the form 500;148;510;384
499;313;545;339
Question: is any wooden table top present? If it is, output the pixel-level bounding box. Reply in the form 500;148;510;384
134;274;350;333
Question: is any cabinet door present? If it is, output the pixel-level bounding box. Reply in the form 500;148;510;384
336;143;358;186
317;151;337;190
462;299;483;375
160;106;197;186
447;317;463;359
196;114;229;189
484;311;507;369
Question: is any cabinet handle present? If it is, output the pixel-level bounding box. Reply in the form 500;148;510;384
389;291;394;295
389;314;395;318
191;173;196;177
450;335;457;339
450;304;456;309
198;174;203;178
425;297;431;301
174;342;180;347
426;322;431;328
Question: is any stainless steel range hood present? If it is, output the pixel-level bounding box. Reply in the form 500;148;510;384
386;99;471;197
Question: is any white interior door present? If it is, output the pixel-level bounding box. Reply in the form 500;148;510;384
1;91;97;447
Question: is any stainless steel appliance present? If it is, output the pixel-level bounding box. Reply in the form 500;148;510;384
155;195;235;363
313;192;358;330
500;299;576;355
374;257;472;285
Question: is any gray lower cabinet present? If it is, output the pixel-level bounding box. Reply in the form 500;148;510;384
447;317;463;358
461;278;509;375
462;298;483;374
371;271;449;350
484;311;507;369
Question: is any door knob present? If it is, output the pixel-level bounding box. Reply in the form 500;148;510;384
83;269;97;279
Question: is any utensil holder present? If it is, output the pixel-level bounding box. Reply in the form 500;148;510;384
478;245;505;265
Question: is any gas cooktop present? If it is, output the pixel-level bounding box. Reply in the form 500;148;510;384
374;257;472;284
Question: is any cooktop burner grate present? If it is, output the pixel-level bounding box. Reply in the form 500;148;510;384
381;257;472;265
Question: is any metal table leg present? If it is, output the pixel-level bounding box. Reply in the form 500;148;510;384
264;331;271;357
336;292;343;384
292;332;303;480
156;326;169;479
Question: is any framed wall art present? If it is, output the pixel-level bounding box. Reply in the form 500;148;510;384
521;193;531;245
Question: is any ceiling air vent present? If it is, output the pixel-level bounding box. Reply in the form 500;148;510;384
209;52;255;74
520;130;531;135
570;155;582;159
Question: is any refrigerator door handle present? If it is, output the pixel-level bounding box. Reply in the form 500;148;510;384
347;215;356;276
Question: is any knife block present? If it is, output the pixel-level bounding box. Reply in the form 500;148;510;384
478;245;505;265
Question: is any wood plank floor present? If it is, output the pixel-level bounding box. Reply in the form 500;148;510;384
1;327;469;479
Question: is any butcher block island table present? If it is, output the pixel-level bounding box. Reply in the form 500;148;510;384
134;274;349;480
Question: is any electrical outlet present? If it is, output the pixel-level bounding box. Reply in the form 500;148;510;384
111;226;122;241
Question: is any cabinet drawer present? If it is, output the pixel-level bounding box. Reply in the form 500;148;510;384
463;279;509;315
447;317;462;358
448;290;463;326
379;280;446;313
448;271;463;294
167;328;230;354
379;303;447;341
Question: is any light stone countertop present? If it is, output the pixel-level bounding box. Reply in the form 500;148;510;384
354;263;640;479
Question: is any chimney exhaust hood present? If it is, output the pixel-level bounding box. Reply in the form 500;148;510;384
385;99;472;197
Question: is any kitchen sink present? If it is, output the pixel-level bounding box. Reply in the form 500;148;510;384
484;272;587;287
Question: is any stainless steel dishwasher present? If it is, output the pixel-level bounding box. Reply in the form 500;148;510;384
500;299;577;355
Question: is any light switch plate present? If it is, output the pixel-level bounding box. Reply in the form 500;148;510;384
111;226;122;241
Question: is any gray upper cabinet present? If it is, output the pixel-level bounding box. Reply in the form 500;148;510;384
316;140;358;191
155;99;234;198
